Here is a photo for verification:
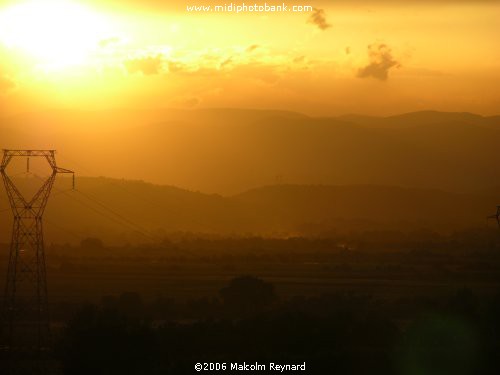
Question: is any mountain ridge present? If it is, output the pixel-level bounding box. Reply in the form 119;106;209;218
1;177;498;244
1;108;499;194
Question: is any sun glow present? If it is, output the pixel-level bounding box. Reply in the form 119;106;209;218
0;0;113;70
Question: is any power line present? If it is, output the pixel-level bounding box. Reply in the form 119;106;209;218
30;173;203;257
57;154;217;232
55;188;205;256
31;156;214;254
5;173;160;243
43;217;85;241
48;183;158;242
32;173;144;233
74;189;155;239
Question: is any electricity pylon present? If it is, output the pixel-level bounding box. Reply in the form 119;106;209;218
0;150;73;372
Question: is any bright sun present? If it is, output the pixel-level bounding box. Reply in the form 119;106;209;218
0;0;111;70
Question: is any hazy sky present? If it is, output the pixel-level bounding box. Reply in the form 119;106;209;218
0;0;499;116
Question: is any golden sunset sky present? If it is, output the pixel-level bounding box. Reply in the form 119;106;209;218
0;0;499;116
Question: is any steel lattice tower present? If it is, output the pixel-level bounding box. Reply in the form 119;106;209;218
0;150;73;372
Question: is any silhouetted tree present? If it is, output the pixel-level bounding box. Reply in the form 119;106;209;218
58;304;158;375
118;292;144;318
399;314;479;375
447;288;479;319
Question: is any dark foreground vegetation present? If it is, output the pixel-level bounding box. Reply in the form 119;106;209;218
1;231;500;374
53;283;500;375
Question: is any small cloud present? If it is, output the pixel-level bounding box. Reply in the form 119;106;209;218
293;56;306;64
99;37;121;48
246;44;259;53
357;44;400;81
292;55;306;64
124;55;163;75
308;8;331;30
220;57;233;68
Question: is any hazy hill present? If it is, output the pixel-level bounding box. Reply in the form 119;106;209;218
338;110;500;129
233;184;498;234
0;177;498;244
1;108;500;194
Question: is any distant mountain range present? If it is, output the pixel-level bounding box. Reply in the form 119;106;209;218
0;177;498;244
1;108;500;194
1;108;499;243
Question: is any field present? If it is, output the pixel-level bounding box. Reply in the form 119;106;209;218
1;236;500;374
1;235;498;306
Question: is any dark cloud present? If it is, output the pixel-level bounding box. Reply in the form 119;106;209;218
293;56;306;63
307;8;331;30
220;57;233;68
246;45;259;53
357;44;400;81
124;55;163;75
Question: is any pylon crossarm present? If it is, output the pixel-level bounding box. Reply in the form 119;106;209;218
55;167;73;174
2;149;56;158
55;167;75;189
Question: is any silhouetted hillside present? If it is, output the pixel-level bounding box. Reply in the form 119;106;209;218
339;110;500;129
0;177;498;244
1;108;500;194
233;184;498;234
